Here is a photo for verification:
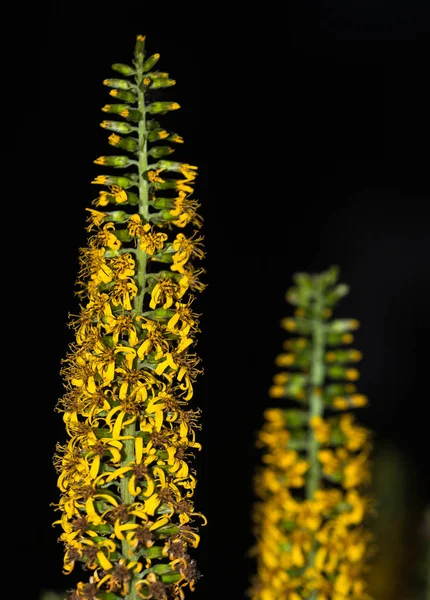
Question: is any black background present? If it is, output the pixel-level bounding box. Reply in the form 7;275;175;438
11;2;430;599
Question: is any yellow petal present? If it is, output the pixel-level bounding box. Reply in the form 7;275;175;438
97;551;113;571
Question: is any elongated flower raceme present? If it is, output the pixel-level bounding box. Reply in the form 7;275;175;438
249;266;374;600
52;35;206;600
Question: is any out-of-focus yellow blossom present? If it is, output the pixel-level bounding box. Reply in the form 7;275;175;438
250;267;374;599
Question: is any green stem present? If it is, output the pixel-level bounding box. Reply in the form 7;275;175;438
306;288;325;599
118;51;149;600
306;292;325;499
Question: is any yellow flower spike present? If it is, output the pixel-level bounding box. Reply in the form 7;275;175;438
250;266;374;600
53;34;205;600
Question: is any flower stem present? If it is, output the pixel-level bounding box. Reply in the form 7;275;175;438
306;288;325;599
306;292;325;499
118;50;149;600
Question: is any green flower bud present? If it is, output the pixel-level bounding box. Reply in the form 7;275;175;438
103;210;129;222
280;520;297;532
154;523;180;537
139;546;163;559
108;133;138;152
318;264;340;288
103;77;134;90
102;103;131;114
151;252;173;264
283;337;309;351
141;308;176;321
324;383;358;397
286;285;312;307
147;101;181;114
329;427;347;446
151;197;174;209
325;319;360;333
120;108;142;122
113;229;133;241
91;174;137;189
142;53;161;72
94;155;134;168
323;283;350;306
109;88;136;103
283;409;309;428
327;365;360;381
161;573;182;584
151;71;169;78
280;317;311;334
150;78;176;89
148;146;175;158
111;62;136;76
292;271;313;288
287;431;308;450
167;132;184;144
147;128;170;142
147;119;162;129
100;120;136;134
324;349;363;364
135;34;146;56
326;332;355;346
156;160;186;171
151;564;172;575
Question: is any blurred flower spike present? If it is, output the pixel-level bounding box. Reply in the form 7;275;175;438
52;34;206;600
249;265;375;600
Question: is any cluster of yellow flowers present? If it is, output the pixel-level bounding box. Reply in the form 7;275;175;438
53;35;206;600
250;267;374;600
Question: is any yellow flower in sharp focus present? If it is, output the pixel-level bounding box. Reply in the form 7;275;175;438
139;223;168;255
171;233;205;273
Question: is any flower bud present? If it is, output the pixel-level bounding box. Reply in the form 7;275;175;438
147;128;170;142
103;210;129;222
113;229;133;241
100;120;136;134
325;349;363;364
147;101;181;114
283;409;309;428
94;155;134;168
283;337;308;351
167;132;184;144
118;108;142;122
323;283;349;305
148;146;175;158
280;317;311;334
109;89;136;103
325;319;360;333
102;103;131;114
108;134;138;152
331;394;368;410
326;332;354;346
150;78;176;89
135;34;146;55
103;78;134;90
142;53;161;72
91;175;137;189
327;365;360;381
111;62;136;76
